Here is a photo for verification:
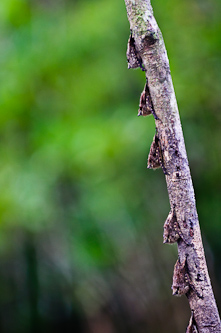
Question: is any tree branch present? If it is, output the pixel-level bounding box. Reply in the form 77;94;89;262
124;1;221;332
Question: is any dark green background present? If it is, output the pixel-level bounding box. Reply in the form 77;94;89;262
0;0;220;332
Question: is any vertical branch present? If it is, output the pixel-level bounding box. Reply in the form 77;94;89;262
124;0;221;332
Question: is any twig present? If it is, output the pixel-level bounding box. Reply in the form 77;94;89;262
124;0;221;331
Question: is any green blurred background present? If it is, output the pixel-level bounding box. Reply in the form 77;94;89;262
0;0;220;332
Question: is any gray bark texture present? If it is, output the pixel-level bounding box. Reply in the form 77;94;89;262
124;1;221;332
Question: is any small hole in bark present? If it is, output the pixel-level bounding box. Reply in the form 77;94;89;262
189;228;194;237
143;34;158;47
196;273;203;281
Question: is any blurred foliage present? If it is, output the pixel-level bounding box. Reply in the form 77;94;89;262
0;0;220;332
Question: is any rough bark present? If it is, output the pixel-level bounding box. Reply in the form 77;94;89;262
124;1;221;332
